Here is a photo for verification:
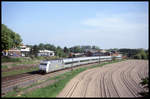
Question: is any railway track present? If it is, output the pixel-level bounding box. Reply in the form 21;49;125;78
2;74;42;87
2;62;100;95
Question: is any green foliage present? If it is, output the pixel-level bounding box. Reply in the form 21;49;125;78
139;49;147;59
140;77;149;86
2;56;33;63
1;65;9;69
2;67;39;77
20;68;86;97
55;46;66;58
73;46;82;53
38;43;45;50
38;43;56;51
119;48;148;59
1;24;22;51
29;45;39;57
92;45;100;50
134;54;141;59
139;77;149;97
1;24;12;50
28;44;101;58
63;46;70;54
2;56;22;63
3;59;124;97
17;59;124;97
134;49;147;59
69;45;100;53
31;43;65;58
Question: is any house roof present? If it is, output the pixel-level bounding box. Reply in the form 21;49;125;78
20;47;30;52
39;50;54;53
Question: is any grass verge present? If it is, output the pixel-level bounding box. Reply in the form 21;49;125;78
2;67;39;77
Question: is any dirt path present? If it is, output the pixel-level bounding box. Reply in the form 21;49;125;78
57;60;149;97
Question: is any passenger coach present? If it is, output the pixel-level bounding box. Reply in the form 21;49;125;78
39;55;122;73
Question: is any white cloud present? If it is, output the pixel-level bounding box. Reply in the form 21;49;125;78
82;12;148;30
79;12;148;49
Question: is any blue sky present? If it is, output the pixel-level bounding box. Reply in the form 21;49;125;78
2;2;149;49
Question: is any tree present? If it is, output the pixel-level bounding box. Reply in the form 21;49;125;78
13;33;22;48
2;24;12;50
146;50;149;59
119;48;148;59
139;77;149;97
74;46;81;53
134;54;141;59
139;49;147;59
38;43;45;50
69;46;84;53
55;46;66;57
30;45;39;57
1;24;22;51
92;45;100;50
81;45;91;51
50;45;56;51
64;46;70;53
119;48;140;58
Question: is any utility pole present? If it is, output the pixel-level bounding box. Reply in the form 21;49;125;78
99;50;100;64
71;57;73;71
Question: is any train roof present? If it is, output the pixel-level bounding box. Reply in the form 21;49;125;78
40;56;121;63
62;56;100;63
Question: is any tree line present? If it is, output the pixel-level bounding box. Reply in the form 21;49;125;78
118;48;148;59
27;44;100;58
1;24;148;59
28;44;67;58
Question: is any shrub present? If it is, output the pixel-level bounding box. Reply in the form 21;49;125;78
141;53;147;59
112;56;116;61
1;56;22;62
139;77;149;97
1;56;33;63
134;54;141;59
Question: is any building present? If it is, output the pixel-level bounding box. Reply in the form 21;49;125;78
38;50;55;56
85;49;97;56
69;52;85;57
4;45;31;57
85;49;112;56
110;50;119;56
8;48;21;57
20;45;30;57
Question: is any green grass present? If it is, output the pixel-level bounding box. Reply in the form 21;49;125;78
19;59;125;97
3;91;17;97
10;61;40;67
21;68;87;97
3;59;126;97
1;56;58;69
3;68;87;98
1;59;40;71
1;65;9;69
2;67;39;77
2;56;59;63
2;56;25;63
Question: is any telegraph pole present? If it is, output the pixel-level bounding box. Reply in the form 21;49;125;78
71;57;73;71
99;50;100;64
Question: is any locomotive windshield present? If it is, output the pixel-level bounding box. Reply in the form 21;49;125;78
40;63;47;65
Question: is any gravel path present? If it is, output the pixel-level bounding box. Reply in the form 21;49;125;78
57;60;148;97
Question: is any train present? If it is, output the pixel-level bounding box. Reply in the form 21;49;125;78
39;55;122;73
